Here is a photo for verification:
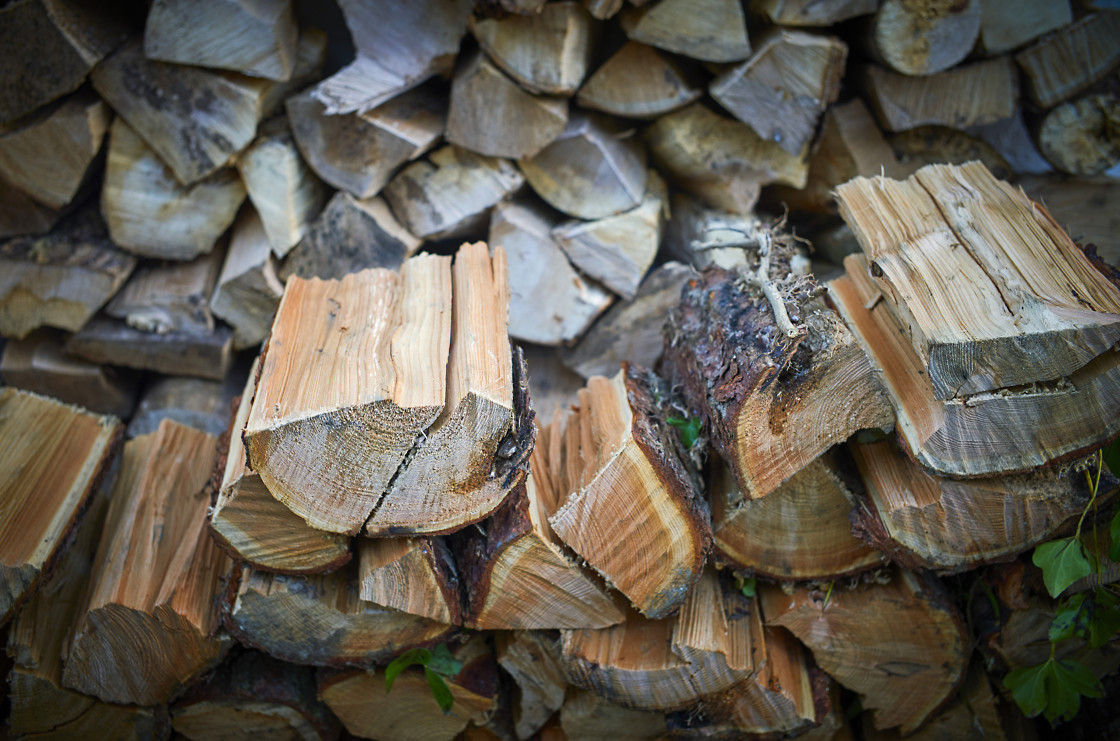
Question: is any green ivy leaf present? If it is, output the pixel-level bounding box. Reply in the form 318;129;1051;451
424;667;455;714
1088;588;1120;649
666;415;702;449
427;643;463;677
1033;537;1094;598
385;648;431;693
1004;663;1050;718
1050;593;1089;643
1102;439;1120;478
1110;509;1120;564
739;577;757;598
1044;659;1103;723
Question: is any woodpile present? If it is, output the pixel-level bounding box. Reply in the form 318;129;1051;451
2;0;1120;739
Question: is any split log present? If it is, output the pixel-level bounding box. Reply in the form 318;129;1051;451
1015;11;1120;108
126;372;243;439
358;537;463;625
287;85;445;199
711;453;886;580
365;244;518;535
0;330;136;417
851;440;1101;573
210;207;283;350
863;57;1019;133
62;419;231;705
521;345;585;418
867;0;980;76
211;360;351;574
619;0;751;63
751;0;876;26
469;2;596;95
0;0;127;125
280;192;421;282
661;252;893;501
830;252;1120;477
65;315;234;381
519;112;647;221
451;434;624;630
312;0;471;115
0;177;67;238
245;255;452;534
0;205;136;339
0;388;120;625
143;0;299;81
106;248;223;336
576;42;702;120
447;50;568;159
227;565;455;667
660;193;757;271
482;0;548;14
498;631;568;739
583;0;622;20
384;145;525;240
488;198;614;346
1019;175;1120;267
101;118;246;260
551;171;665;300
835;162;1120;400
559;261;691;380
236;117;330;258
645;103;807;214
967;110;1053;176
889;126;1013;181
979;0;1071;55
559;688;667;740
172;650;341;741
760;569;969;736
710;30;847;156
0;90;110;210
1038;94;1120;177
318;636;497;741
547;367;711;619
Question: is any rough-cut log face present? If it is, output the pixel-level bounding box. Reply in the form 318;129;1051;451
871;0;980;76
498;631;568;739
547;368;711;619
711;454;884;580
107;245;223;336
851;440;1102;573
560;688;668;740
619;0;752;63
65;315;235;381
1015;11;1120;109
245;256;451;535
576;42;702;120
209;207;284;350
1038;94;1120;177
358;536;463;625
0;206;136;340
0;388;120;626
63;420;231;706
227;566;454;668
761;569;969;736
469;1;596;95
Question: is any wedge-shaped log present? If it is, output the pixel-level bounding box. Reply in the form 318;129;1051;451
0;178;67;238
384;146;525;240
280;193;420;283
979;0;1070;55
106;247;223;336
660;193;758;271
662;252;893;501
0;388;120;625
868;0;979;76
287;86;445;200
498;631;568;739
0;0;126;125
889;125;1013;181
752;0;876;26
711;453;885;581
228;565;454;667
552;171;665;300
236;118;329;258
577;42;702;120
67;315;235;381
366;245;517;535
1015;11;1120;108
1038;94;1120;177
210;207;284;350
245;255;452;534
619;0;751;63
470;2;595;95
0;90;110;210
646;103;807;214
171;650;341;741
520;112;647;221
835;162;1120;400
1019;175;1120;267
761;569;969;736
560;689;667;740
0;206;135;339
63;419;230;705
318;636;496;741
489;199;614;346
447;50;568;160
852;440;1102;573
127;373;242;439
101;119;245;260
144;0;298;81
548;367;711;619
711;30;846;156
212;360;351;574
830;253;1120;477
312;0;470;115
358;537;463;625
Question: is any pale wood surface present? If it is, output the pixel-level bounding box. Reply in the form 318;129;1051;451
979;0;1070;55
889;126;1013;181
751;0;876;26
869;0;980;76
126;373;242;439
358;536;462;625
619;0;751;63
210;207;284;350
559;689;667;741
66;316;235;380
1015;11;1120;108
498;631;568;739
577;42;702;120
1038;94;1120;177
106;248;223;336
1019;175;1120;266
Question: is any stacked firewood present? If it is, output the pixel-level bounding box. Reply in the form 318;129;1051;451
2;0;1120;739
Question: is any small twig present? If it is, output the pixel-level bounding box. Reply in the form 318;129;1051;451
746;231;800;339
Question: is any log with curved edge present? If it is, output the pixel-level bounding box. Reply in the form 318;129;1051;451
868;0;980;77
